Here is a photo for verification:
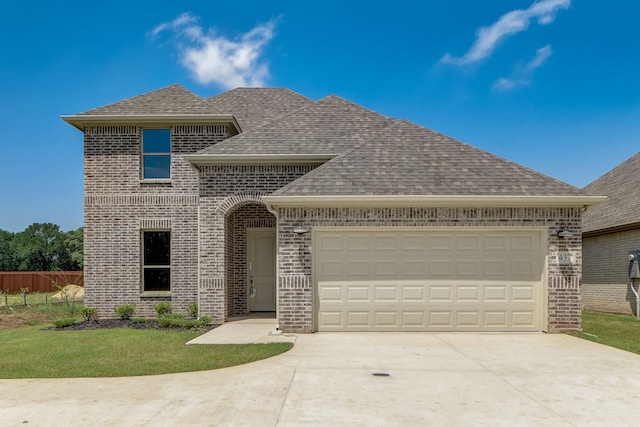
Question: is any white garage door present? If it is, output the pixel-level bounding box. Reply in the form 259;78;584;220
314;228;545;332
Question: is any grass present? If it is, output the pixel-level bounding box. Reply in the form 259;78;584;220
0;292;293;378
569;310;640;354
0;326;292;378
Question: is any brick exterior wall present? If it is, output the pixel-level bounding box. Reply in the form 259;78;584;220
276;207;583;333
83;125;231;318
583;228;640;315
197;165;318;323
84;125;584;332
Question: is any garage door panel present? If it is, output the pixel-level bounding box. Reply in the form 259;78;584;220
315;229;544;332
401;261;427;277
347;286;370;301
374;286;398;301
428;236;453;250
402;286;425;301
346;236;370;251
457;286;480;301
430;285;453;301
456;236;480;250
430;260;454;276
347;312;370;327
457;260;480;276
374;236;397;250
375;261;398;276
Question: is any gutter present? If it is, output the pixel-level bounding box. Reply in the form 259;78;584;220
184;153;336;166
61;114;241;134
263;195;607;208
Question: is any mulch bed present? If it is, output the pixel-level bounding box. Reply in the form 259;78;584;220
43;318;218;332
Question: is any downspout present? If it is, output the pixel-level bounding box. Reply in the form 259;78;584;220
265;201;281;331
631;279;640;320
628;253;640;319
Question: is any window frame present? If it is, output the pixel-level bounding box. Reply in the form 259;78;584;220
141;229;171;294
141;128;172;181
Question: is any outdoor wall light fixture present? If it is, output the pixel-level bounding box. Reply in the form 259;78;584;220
557;225;573;238
293;225;309;235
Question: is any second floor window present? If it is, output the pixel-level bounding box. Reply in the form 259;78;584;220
142;129;171;179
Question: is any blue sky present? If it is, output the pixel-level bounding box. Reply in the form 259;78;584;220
1;0;639;232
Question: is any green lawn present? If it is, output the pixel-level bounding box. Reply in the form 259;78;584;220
0;325;292;378
570;310;640;354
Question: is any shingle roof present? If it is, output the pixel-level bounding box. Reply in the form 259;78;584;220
196;95;398;155
583;152;640;233
207;88;314;131
272;120;587;197
78;84;222;115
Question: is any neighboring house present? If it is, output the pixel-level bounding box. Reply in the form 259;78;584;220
582;153;640;315
62;84;603;333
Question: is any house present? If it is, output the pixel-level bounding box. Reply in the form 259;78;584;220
582;153;640;316
62;84;603;332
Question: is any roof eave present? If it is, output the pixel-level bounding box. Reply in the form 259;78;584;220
184;153;336;166
263;195;607;208
61;114;241;133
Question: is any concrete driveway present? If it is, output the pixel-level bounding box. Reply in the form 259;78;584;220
2;332;640;426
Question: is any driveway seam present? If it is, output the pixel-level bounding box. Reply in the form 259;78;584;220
274;366;297;426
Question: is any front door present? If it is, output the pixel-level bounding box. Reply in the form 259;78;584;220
247;228;276;311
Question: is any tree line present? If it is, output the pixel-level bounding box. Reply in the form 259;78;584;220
0;223;83;271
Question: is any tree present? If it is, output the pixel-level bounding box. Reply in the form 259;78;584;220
0;229;18;271
0;224;83;271
64;227;84;270
11;223;72;271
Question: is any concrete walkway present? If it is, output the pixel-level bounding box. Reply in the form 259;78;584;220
187;317;298;345
3;332;640;426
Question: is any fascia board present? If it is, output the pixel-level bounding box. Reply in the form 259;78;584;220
61;114;240;133
184;153;336;165
263;195;607;208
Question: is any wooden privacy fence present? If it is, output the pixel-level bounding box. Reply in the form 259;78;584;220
0;272;84;293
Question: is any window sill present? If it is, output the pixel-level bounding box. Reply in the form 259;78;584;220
140;291;172;299
140;179;172;185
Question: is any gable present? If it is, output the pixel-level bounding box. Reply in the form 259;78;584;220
207;88;314;131
78;84;222;115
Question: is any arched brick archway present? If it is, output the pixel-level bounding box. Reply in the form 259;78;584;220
220;193;276;316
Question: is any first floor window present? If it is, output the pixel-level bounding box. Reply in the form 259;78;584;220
142;230;170;292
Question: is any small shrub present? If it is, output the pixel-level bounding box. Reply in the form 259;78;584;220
52;317;76;328
187;301;198;319
132;318;147;324
157;313;211;329
154;302;172;317
80;307;98;322
114;304;136;320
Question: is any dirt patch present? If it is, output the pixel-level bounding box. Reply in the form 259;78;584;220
51;285;84;299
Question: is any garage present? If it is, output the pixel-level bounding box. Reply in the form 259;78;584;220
314;228;546;332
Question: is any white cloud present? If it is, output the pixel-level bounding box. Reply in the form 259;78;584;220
493;44;553;91
440;0;569;66
150;13;277;89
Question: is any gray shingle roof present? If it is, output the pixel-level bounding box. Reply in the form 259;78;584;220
583;152;640;233
207;88;314;131
196;95;398;155
78;84;222;115
272;120;587;197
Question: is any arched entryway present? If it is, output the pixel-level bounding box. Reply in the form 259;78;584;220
224;202;276;317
